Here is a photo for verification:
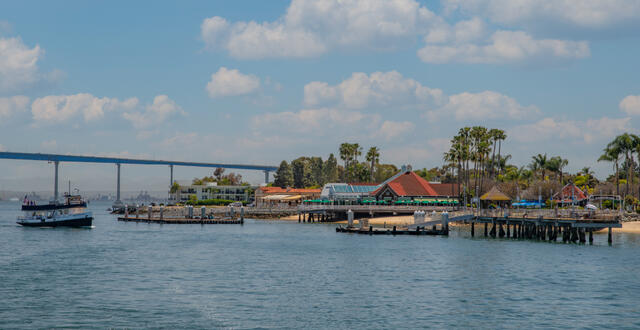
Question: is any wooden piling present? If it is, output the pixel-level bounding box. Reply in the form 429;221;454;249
499;223;505;238
484;222;488;237
608;227;613;244
471;222;475;237
506;223;510;238
589;229;593;244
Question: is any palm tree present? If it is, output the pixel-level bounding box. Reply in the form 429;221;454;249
488;128;501;176
494;130;507;175
365;146;380;182
611;133;638;196
598;145;621;196
531;153;548;180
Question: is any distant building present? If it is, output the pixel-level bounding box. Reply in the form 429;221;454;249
320;183;379;201
553;182;588;206
317;166;460;203
255;186;321;207
170;181;256;203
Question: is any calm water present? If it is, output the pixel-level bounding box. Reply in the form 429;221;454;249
1;201;640;329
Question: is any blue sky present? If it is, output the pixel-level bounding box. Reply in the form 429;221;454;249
1;0;639;192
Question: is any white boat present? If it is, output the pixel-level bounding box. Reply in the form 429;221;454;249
17;194;93;227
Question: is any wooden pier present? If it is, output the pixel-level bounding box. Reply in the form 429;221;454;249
117;216;243;224
335;209;623;245
336;225;448;235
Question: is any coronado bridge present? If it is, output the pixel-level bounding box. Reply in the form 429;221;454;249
0;151;278;207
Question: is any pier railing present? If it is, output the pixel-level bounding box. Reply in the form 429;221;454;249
474;208;621;221
297;205;461;213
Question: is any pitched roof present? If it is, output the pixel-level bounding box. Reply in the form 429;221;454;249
430;183;460;197
480;186;511;201
373;171;438;196
553;183;587;201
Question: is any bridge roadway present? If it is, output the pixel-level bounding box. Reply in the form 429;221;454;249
0;151;278;207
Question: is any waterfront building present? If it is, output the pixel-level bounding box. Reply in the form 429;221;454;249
553;182;588;206
255;187;321;207
320;183;379;201
170;181;256;203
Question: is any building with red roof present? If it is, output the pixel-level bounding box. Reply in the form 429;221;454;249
553;182;588;205
372;171;441;200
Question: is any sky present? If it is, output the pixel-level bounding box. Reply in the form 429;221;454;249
1;0;640;193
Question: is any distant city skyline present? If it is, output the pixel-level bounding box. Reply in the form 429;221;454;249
1;0;639;191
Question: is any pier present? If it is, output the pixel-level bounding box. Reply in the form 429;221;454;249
334;208;622;244
116;205;245;224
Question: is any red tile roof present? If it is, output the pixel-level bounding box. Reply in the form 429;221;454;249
373;171;439;196
431;183;460;196
553;183;587;201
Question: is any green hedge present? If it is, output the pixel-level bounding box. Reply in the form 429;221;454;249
185;199;238;206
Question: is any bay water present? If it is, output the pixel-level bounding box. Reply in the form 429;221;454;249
1;201;640;328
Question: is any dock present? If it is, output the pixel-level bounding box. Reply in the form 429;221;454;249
117;205;244;224
335;209;623;245
117;216;242;224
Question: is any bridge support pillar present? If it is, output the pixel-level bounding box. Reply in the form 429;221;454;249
112;163;123;210
53;160;59;203
264;170;270;184
170;164;174;187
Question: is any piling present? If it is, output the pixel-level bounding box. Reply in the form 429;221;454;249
124;205;129;218
484;223;488;237
159;206;164;220
471;222;475;237
608;227;613;244
201;206;206;220
148;206;152;220
588;229;593;244
240;207;245;221
498;223;505;238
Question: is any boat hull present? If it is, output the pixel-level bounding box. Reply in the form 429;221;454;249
17;216;93;227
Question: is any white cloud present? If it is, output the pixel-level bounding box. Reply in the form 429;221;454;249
206;67;260;98
376;121;415;140
442;0;640;30
31;93;138;124
304;71;444;109
429;90;540;121
425;17;488;44
510;116;632;143
620;95;640;115
0;37;42;93
0;95;29;118
123;95;184;129
418;30;589;64
201;0;438;59
252;108;377;135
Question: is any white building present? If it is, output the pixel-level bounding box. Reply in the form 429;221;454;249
169;181;256;203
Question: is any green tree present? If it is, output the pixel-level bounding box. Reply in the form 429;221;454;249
273;160;293;188
323;154;339;183
291;157;312;188
365;146;380;182
309;157;324;186
170;182;180;193
599;144;621;196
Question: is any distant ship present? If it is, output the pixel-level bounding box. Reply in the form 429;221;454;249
9;197;19;202
17;194;93;227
